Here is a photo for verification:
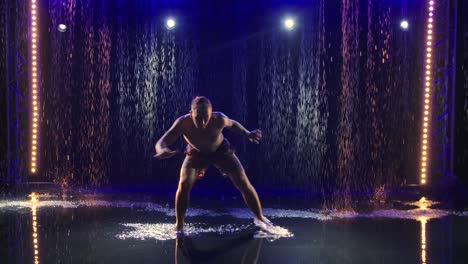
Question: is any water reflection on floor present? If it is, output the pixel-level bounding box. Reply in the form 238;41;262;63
1;192;467;263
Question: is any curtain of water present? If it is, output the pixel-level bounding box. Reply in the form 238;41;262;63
254;0;420;196
0;0;7;179
458;1;468;180
336;0;360;207
293;1;328;191
44;0;77;186
257;29;299;189
44;0;196;187
255;0;335;192
42;0;421;193
78;1;111;187
231;34;249;166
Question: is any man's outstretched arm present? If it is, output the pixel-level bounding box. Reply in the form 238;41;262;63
222;113;262;144
154;117;183;159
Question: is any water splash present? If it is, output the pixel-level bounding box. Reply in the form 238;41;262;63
0;198;221;217
228;207;332;221
117;223;253;241
1;197;465;222
0;200;79;209
117;221;293;242
3;196;468;243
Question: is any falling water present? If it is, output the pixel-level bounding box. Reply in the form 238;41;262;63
42;0;422;201
44;0;77;187
294;1;328;191
43;0;196;187
335;0;360;208
257;27;299;189
253;0;420;204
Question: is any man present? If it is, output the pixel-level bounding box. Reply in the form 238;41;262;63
154;96;271;233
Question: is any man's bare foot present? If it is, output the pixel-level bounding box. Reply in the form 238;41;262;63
254;216;273;229
254;216;283;234
254;216;291;236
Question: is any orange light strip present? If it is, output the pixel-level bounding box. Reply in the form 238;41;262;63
420;218;428;264
30;0;39;174
30;193;40;264
420;0;435;185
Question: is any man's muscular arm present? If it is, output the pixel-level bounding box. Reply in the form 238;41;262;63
221;113;262;144
154;117;184;159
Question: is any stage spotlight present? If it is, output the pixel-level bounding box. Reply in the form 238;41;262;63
400;20;409;30
58;24;67;32
166;18;176;30
283;17;295;30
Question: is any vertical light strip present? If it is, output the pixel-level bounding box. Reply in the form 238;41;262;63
420;218;428;264
30;193;40;264
417;197;428;264
420;0;435;185
30;0;39;174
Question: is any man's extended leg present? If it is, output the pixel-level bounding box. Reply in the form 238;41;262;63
234;176;283;233
235;175;264;220
217;154;264;221
175;157;201;231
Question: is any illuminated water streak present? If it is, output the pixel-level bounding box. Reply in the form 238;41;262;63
337;0;360;209
420;217;428;264
29;193;40;264
414;197;432;264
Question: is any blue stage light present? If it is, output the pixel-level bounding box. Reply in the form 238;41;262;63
400;20;409;30
283;17;295;30
166;18;176;30
58;24;67;32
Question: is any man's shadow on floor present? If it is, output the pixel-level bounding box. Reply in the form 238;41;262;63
175;232;264;264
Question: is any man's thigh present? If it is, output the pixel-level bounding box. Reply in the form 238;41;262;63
180;155;210;184
214;153;248;184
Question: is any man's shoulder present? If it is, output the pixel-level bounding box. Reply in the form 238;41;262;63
174;114;190;127
211;112;230;127
178;114;191;120
212;112;228;120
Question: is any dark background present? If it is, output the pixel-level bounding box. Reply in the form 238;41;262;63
1;0;466;193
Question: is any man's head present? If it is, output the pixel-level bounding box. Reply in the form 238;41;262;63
190;96;212;129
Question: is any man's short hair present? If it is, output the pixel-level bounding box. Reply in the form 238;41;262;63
191;96;212;109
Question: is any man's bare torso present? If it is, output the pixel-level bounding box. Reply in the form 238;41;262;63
179;112;225;153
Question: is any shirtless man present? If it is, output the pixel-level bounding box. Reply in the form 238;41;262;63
154;96;270;233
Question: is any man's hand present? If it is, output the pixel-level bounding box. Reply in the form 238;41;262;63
154;148;179;160
247;129;262;144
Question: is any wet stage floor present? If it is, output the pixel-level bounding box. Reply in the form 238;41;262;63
1;191;468;263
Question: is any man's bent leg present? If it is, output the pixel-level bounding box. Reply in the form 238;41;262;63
237;177;264;221
175;157;202;231
217;154;264;221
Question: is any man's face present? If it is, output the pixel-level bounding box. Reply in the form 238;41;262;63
191;104;212;129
